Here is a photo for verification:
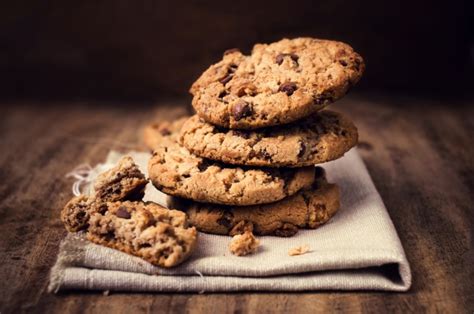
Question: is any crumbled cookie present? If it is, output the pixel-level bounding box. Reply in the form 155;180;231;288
190;37;364;129
179;110;358;167
184;168;340;237
61;156;148;232
93;156;148;202
148;120;316;205
229;231;260;256
87;201;198;267
288;244;310;256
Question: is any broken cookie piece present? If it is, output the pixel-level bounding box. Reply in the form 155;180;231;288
93;156;148;202
61;156;149;232
185;172;340;237
288;244;310;256
61;195;92;232
147;119;315;206
229;231;260;256
87;201;198;267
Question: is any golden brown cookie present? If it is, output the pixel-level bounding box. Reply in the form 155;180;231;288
61;156;148;232
179;167;340;237
180;110;358;167
93;156;148;201
190;37;364;129
148;120;316;205
87;201;198;267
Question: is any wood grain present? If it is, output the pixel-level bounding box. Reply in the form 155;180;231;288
0;95;472;313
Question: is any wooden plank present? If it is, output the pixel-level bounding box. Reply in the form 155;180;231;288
0;95;472;313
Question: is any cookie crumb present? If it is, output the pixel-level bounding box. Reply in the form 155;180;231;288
229;231;260;256
288;244;310;256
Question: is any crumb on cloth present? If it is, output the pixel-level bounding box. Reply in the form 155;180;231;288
229;231;260;256
288;244;310;256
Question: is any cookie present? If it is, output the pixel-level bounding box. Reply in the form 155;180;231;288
180;110;358;167
181;167;340;237
93;156;148;201
190;37;364;129
148;120;316;205
61;156;149;232
87;201;198;267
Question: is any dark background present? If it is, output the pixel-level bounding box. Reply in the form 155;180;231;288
0;0;472;101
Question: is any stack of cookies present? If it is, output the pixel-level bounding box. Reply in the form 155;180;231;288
146;37;364;238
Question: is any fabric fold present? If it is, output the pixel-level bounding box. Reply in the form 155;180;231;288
49;148;412;292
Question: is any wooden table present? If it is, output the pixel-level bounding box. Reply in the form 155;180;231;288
1;94;472;313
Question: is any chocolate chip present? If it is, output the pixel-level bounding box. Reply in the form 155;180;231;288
256;149;272;160
274;223;298;237
97;204;108;214
159;128;171;136
197;160;212;172
223;48;240;56
218;90;228;99
298;141;306;157
314;166;325;178
219;63;239;85
125;187;145;201
339;60;348;67
104;231;116;240
217;211;234;229
278;82;297;96
219;74;233;84
232;130;251;139
237;88;247;97
289;53;299;62
275;53;285;65
147;218;157;227
276;53;299;65
116;206;131;219
232;100;253;121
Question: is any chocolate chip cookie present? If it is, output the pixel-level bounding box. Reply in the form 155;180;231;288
93;156;148;201
181;167;340;237
148;119;316;205
87;201;198;267
61;156;148;232
190;37;364;129
180;110;358;167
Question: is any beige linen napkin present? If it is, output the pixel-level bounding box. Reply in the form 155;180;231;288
49;148;412;292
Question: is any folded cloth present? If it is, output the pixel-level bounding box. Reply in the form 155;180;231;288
49;148;412;292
